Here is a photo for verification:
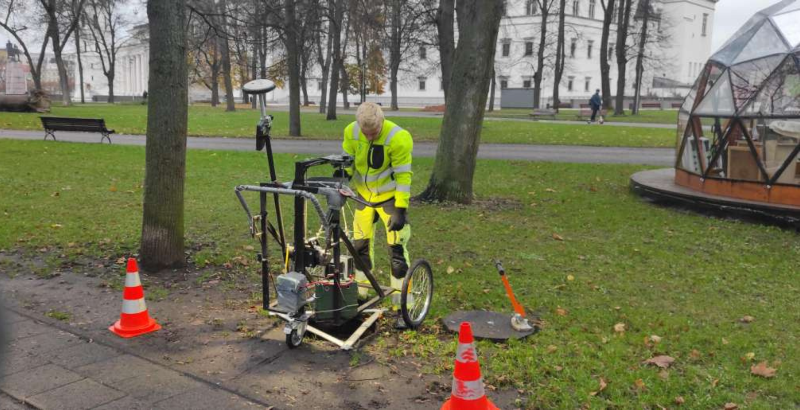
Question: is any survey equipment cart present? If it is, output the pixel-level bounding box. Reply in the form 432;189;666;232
234;79;433;349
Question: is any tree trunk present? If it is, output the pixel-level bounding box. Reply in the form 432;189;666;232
533;0;550;109
614;0;633;116
552;0;566;112
340;15;351;110
417;0;503;204
108;72;115;103
436;0;455;103
140;0;189;272
488;65;496;112
632;0;650;116
284;0;301;136
326;0;344;120
210;39;220;106
600;0;615;111
219;0;235;112
389;0;401;110
317;22;331;113
75;28;85;103
251;41;257;109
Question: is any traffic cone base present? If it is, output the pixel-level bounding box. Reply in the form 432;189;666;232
109;258;161;338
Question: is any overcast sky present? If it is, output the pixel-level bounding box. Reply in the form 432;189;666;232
711;0;783;52
0;0;787;56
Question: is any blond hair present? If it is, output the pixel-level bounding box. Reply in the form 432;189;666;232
356;102;384;134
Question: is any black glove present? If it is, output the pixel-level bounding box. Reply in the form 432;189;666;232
388;207;407;231
332;168;350;180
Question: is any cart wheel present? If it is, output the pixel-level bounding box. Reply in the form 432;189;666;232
286;321;307;349
401;259;434;329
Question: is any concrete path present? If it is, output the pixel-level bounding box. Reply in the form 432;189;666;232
0;129;675;166
0;307;264;409
275;105;681;129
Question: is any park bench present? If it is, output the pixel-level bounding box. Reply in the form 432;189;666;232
577;104;606;120
40;117;115;144
671;102;683;109
529;108;557;120
641;102;662;110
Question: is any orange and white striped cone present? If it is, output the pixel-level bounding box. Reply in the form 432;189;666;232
109;258;161;338
441;322;499;410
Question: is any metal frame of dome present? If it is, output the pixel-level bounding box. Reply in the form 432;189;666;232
674;0;800;207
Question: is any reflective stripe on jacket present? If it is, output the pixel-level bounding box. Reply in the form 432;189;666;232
342;119;413;208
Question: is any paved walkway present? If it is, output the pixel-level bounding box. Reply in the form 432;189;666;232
0;307;264;410
0;129;675;166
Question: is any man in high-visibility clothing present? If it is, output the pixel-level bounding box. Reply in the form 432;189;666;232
340;102;413;329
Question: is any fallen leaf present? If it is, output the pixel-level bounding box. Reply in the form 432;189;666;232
555;308;567;316
50;224;62;229
750;361;776;378
109;185;117;192
553;365;563;371
446;266;455;274
643;355;675;369
722;338;729;345
115;257;125;265
650;335;662;343
552;233;564;241
243;245;254;251
566;274;575;281
436;258;444;265
675;396;685;405
482;289;490;294
724;403;738;410
545;188;556;193
613;323;626;333
51;192;60;197
634;378;646;391
743;352;755;361
690;349;701;360
589;378;607;396
658;370;670;380
739;315;754;323
546;345;558;353
711;379;720;388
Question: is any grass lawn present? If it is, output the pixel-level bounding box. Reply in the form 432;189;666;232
0;103;677;148
486;108;680;124
1;139;796;408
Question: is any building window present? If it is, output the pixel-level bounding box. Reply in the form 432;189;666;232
419;46;427;60
570;39;577;58
526;0;538;15
589;0;596;18
525;41;534;56
567;76;574;91
500;78;509;89
523;78;532;88
587;40;594;59
418;77;426;91
502;42;510;57
585;77;591;92
572;0;580;16
701;13;708;37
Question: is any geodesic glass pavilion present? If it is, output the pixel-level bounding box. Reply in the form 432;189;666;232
676;0;800;206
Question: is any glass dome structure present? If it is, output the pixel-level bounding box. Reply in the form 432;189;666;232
676;0;800;206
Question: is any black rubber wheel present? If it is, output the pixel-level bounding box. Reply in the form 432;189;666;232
401;259;434;329
285;322;307;348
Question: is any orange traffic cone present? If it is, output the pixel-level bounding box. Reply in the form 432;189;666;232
441;322;499;410
109;258;161;338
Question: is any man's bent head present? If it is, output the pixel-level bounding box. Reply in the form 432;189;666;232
356;102;384;140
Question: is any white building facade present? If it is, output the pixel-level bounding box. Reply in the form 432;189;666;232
68;0;716;108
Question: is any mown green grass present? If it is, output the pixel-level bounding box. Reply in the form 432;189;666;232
0;103;676;147
0;139;796;408
486;108;681;124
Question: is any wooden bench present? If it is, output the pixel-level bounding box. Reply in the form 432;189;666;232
641;102;662;110
40;117;115;144
577;104;606;120
529;108;557;120
671;102;683;109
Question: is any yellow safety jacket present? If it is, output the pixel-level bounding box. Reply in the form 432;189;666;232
343;119;413;208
